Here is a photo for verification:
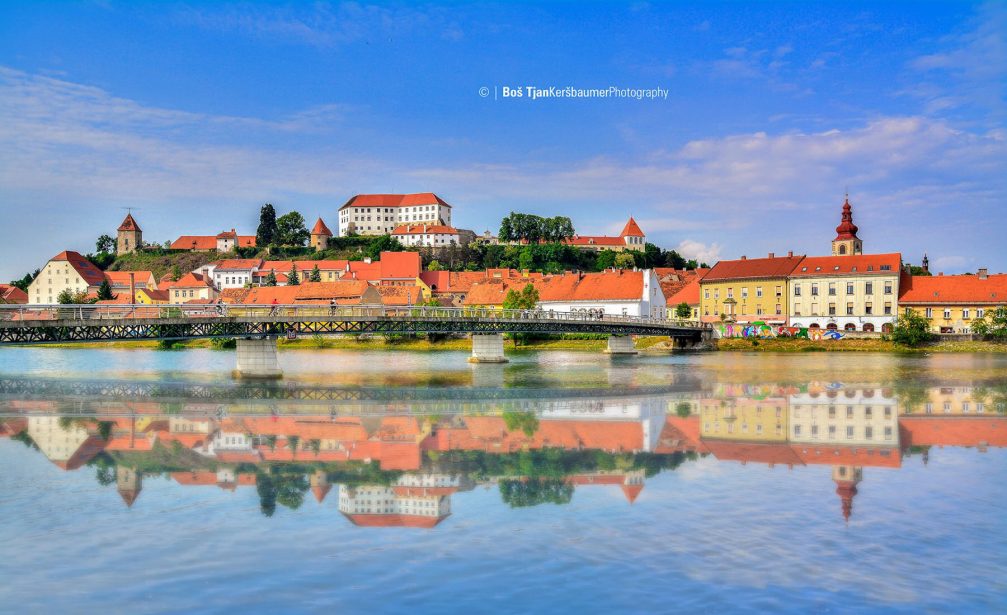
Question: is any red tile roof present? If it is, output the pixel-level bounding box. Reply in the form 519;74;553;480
898;273;1007;305
341;193;452;209
104;271;155;287
463;270;646;306
160;272;214;290
259;260;348;274
391;224;459;235
899;416;1007;448
420;270;487;294
619;217;645;237
790;253;901;277
0;284;28;304
563;235;626;247
214;259;264;270
51;251;107;286
117;213;141;232
242;281;371;304
702;254;805;282
311;218;333;236
379;251;422;279
342;513;447;528
703;440;805;467
170;235;256;250
789;444;902;468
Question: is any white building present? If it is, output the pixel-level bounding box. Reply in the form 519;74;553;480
338;193;453;236
390;224;461;247
28;251;106;304
338;480;452;528
536;269;667;319
206;259;263;289
789;387;899;446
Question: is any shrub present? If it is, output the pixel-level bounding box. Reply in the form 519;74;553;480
891;312;935;347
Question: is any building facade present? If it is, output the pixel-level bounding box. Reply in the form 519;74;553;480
116;213;142;255
699;253;804;325
390;224;462;247
788;253;902;333
561;217;646;252
338;193;453;237
898;269;1007;334
27;251;106;304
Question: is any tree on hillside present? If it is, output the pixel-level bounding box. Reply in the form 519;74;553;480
256;204;278;247
614;253;636;269
264;269;277;287
596;250;617;270
287;262;300;286
908;265;932;276
276;211;309;247
499;212;576;243
427;260;443;271
891;311;935;347
170;264;183;282
96;279;115;301
95;234;115;254
675;302;692;319
365;235;404;260
309;265;322;283
499;218;513;242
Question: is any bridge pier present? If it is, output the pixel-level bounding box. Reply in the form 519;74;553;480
604;335;638;355
468;333;508;364
233;337;283;379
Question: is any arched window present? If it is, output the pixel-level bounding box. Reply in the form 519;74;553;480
827;323;838;331
839;245;847;255
863;323;875;332
844;323;856;331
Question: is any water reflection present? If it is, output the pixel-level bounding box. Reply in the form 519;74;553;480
3;380;1004;526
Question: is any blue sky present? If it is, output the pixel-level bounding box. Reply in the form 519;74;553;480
1;1;1004;280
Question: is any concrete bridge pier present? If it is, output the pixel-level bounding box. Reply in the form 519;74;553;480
604;335;638;355
233;337;283;379
468;333;508;363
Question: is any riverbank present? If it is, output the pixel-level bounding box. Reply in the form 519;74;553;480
713;337;1007;353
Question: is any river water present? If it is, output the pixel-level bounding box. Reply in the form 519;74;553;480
0;348;1005;613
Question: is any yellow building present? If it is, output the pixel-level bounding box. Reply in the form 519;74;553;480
899;269;1007;334
788;253;902;333
700;396;789;441
27;250;106;304
699;253;804;325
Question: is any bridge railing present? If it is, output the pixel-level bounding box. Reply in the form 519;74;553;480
0;304;704;328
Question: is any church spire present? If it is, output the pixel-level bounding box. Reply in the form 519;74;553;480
831;195;863;256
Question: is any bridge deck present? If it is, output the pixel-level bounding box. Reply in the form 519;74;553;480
0;304;707;344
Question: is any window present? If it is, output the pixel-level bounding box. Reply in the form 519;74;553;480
944;309;951;319
846;426;854;439
865;282;873;294
978;308;985;318
828;283;836;296
963;309;970;319
865;406;872;418
847;282;854;294
829;303;836;316
846;407;854;418
926;307;933;318
704;289;709;299
794;425;801;436
756;287;763;297
828;407;836;419
884;426;893;440
794;285;802;297
776;304;782;315
811;283;819;296
943;401;951;413
741;287;748;298
925;402;933;413
811;425;819;438
847;302;854;315
829;425;836;438
865;427;873;440
865;302;873;315
884;302;892;315
884;282;892;294
776;286;782;297
727;288;734;298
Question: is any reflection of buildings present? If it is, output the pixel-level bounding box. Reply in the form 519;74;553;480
2;385;1004;525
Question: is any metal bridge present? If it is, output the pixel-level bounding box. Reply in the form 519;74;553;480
0;304;707;345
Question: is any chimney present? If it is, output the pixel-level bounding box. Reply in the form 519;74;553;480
978;267;988;280
938;272;944;276
787;251;793;257
740;255;747;260
363;257;372;264
768;252;775;259
129;272;136;304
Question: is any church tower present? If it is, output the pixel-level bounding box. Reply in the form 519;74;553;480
831;196;862;256
116;466;143;508
832;465;862;523
117;212;142;255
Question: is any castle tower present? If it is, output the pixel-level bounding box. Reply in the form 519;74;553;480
116;466;143;508
620;217;646;249
117;212;142;255
310;468;332;503
831;197;862;256
311;218;333;252
832;465;862;523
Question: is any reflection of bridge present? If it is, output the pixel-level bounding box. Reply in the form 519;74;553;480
0;304;710;376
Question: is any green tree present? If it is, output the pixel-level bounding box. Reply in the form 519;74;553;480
499;478;573;508
309;265;322;282
596;250;617;270
427;260;443;271
518;248;535;271
256;203;278;247
499;217;513;242
503;283;539;310
256;471;277;517
502;410;540;436
96;279;115;301
972;306;1007;341
614;252;636;269
9;269;40;292
170;264;182;282
309;439;322;456
891;311;935;347
264;269;278;287
365;235;405;260
908;265;932;276
57;289;89;304
288;435;300;455
96;234;115;254
276;211;309;247
287;262;300;286
675;402;692;418
675;302;692;319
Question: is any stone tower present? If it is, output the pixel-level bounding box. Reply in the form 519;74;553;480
831;197;862;256
116;466;143;508
311;218;333;251
117;212;142;255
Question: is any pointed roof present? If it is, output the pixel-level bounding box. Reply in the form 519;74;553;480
118;213;141;232
118;487;141;507
619;217;645;237
312;483;333;503
835;480;858;522
834;197;860;240
311;218;333;237
621;483;644;504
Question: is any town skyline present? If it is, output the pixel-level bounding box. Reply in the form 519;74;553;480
2;2;1005;282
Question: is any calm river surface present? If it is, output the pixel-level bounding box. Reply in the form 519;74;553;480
0;348;1005;614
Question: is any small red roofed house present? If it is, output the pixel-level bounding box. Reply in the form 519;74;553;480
160;272;219;304
898;270;1007;334
0;284;28;304
561;217;646;252
27;251;107;304
171;230;256;252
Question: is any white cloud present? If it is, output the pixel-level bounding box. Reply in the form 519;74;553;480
675;240;721;264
